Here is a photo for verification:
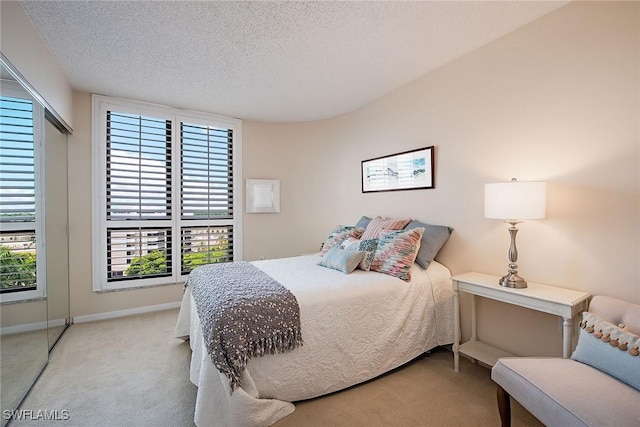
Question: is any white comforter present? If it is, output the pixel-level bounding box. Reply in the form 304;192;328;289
175;254;454;427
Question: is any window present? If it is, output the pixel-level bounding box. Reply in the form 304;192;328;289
92;96;242;291
0;83;46;302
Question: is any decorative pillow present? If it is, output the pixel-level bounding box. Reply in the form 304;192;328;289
360;216;411;240
320;226;364;256
571;311;640;391
405;220;453;269
343;238;379;271
317;247;366;274
370;227;424;282
355;216;372;229
339;237;360;250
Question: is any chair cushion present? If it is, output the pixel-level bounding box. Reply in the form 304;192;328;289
492;357;640;427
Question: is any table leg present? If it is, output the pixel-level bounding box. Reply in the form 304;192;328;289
453;287;460;372
562;317;572;357
470;294;477;364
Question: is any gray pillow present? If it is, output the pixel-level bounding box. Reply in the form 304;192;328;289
405;220;453;269
355;216;372;229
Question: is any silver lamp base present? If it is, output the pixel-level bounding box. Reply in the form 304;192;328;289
499;271;527;288
499;221;528;288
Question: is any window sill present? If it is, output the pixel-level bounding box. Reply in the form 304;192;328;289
94;280;185;294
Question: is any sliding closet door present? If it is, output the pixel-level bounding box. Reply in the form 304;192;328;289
0;54;71;425
45;118;69;350
0;73;49;426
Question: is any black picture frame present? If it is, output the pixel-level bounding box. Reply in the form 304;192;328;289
361;146;434;193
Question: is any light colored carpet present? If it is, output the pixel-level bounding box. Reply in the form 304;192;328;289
12;310;196;427
13;309;542;426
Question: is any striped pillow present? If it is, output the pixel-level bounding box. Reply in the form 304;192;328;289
371;227;424;282
360;217;411;240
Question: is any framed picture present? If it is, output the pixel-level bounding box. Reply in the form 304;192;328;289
361;146;434;193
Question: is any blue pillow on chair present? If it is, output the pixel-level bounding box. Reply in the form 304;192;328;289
571;311;640;391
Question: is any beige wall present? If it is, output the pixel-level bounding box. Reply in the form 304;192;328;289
65;1;638;356
242;1;639;355
0;1;74;129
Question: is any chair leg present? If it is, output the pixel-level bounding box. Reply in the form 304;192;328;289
497;385;511;427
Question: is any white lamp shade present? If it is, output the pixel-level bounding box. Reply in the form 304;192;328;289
484;181;546;220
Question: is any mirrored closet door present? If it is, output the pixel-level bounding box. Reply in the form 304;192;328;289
0;57;70;426
44;118;70;350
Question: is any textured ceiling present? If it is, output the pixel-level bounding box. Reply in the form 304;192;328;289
20;1;568;123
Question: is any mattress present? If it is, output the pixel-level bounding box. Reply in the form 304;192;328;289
175;254;454;426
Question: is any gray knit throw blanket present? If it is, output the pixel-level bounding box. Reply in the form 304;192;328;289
187;261;303;392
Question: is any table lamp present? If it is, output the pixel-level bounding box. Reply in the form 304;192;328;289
484;178;546;288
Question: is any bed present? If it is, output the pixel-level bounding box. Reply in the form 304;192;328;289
175;253;455;427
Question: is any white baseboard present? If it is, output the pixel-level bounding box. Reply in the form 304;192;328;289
1;318;68;336
1;321;48;336
72;301;181;324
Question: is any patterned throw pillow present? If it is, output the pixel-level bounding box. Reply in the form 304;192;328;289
320;226;364;256
317;247;366;274
343;238;379;271
360;216;411;240
339;237;360;250
371;227;424;282
571;311;640;391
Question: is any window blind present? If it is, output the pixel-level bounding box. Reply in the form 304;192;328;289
181;122;233;219
107;227;172;281
0;96;39;294
0;230;37;293
0;96;35;222
106;111;172;220
180;225;233;274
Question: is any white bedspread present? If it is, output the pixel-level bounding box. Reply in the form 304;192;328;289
175;255;454;427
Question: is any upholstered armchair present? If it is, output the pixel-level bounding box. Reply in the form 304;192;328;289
491;295;640;427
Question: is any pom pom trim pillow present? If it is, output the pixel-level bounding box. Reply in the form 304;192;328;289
320;226;364;256
371;227;424;282
571;311;640;391
360;217;411;240
317;247;366;274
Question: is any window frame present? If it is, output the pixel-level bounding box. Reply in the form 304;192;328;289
91;95;242;292
0;82;46;303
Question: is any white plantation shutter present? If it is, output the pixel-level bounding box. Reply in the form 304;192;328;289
93;96;241;291
0;90;45;299
104;111;173;283
106;112;172;220
180;225;233;274
180;122;233;219
179;122;234;273
107;227;172;281
0;96;35;222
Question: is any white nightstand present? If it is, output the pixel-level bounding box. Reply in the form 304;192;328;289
452;272;591;372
